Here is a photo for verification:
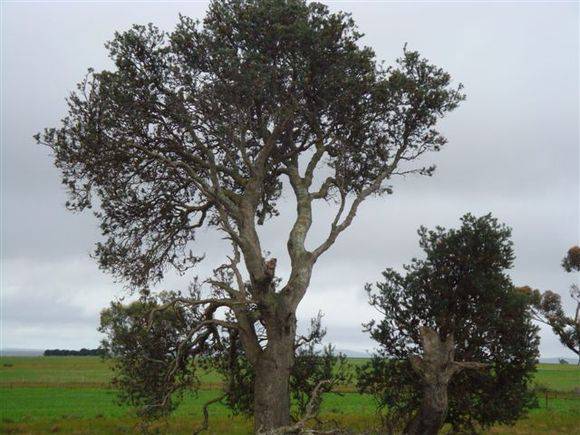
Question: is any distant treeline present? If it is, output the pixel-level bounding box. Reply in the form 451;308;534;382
43;348;105;357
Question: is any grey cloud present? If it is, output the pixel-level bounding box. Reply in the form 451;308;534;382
1;1;578;358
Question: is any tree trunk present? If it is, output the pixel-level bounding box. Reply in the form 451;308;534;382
253;351;292;432
405;327;486;435
252;309;296;433
405;383;448;435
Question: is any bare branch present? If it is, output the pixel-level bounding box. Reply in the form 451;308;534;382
311;143;411;261
192;394;226;435
146;297;242;329
310;177;336;200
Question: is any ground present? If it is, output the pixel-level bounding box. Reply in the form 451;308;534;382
0;357;579;434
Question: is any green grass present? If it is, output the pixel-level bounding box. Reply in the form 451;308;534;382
0;387;375;421
0;356;221;389
531;363;580;392
0;387;232;421
0;357;112;387
0;357;579;434
1;388;579;434
2;357;578;391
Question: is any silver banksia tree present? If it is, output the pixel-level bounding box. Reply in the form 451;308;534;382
37;0;464;431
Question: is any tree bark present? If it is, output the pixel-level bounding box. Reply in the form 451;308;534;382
405;383;449;435
253;309;296;433
253;352;292;432
405;327;486;435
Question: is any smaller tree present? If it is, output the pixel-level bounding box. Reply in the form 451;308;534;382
99;288;350;432
520;246;580;365
99;288;208;420
358;214;540;434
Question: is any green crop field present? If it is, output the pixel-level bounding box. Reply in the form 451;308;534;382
1;357;579;434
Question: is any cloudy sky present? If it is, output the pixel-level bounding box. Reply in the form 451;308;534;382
1;1;578;358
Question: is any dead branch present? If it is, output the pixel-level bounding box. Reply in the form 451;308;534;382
192;394;226;435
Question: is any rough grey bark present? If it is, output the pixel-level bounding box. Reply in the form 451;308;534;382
405;327;485;435
252;301;298;432
254;338;295;431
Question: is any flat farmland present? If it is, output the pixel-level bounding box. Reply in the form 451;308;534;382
1;357;579;434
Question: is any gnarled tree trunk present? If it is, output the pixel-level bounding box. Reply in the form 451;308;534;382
405;327;485;435
252;305;297;433
254;349;293;432
405;383;449;435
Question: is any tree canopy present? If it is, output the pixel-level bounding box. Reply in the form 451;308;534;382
36;0;464;291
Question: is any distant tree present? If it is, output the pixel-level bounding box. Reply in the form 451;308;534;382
37;0;463;430
43;348;105;356
359;214;540;434
559;358;570;365
520;246;580;365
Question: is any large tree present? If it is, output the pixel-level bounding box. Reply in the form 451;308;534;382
37;0;463;430
359;214;540;434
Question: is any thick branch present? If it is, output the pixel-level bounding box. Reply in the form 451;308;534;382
312;143;411;261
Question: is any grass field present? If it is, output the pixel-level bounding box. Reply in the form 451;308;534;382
1;357;579;434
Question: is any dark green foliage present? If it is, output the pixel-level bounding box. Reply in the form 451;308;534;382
359;214;540;433
99;290;205;419
210;328;254;416
35;0;464;290
290;315;352;420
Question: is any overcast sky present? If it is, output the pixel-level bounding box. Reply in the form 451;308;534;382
1;1;578;358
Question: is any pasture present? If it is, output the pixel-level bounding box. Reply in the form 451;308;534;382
1;357;579;434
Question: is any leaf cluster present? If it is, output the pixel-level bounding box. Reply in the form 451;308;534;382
99;290;207;419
